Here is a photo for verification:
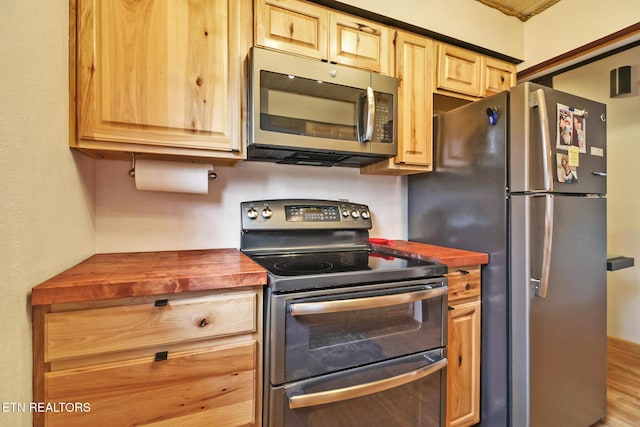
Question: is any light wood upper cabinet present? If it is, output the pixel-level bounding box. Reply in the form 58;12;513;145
483;56;517;96
435;43;483;98
328;11;390;74
436;41;517;100
72;0;251;163
361;30;433;175
394;32;433;166
255;0;328;60
255;0;390;75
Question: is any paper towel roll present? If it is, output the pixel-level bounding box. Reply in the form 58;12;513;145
134;160;212;194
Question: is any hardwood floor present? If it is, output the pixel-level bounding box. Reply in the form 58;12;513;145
591;337;640;426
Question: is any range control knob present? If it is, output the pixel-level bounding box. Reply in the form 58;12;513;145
342;209;350;218
361;210;370;219
261;207;273;219
351;210;360;219
246;207;259;220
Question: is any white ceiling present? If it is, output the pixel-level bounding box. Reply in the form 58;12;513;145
476;0;562;21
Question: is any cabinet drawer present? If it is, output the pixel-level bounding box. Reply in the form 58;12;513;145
446;267;480;302
45;291;257;362
44;342;256;427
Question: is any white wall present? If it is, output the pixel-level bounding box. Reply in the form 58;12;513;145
339;0;524;60
522;0;640;71
553;45;640;344
0;1;96;424
96;160;405;253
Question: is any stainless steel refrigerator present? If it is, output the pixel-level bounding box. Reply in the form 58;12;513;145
408;82;607;427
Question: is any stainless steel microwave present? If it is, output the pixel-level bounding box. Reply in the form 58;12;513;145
248;47;398;167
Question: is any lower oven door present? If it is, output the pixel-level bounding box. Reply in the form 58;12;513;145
267;348;446;427
266;279;447;385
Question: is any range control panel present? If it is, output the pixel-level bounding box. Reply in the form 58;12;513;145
285;205;340;222
241;199;372;230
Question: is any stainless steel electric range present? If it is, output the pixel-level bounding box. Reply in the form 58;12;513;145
240;199;449;427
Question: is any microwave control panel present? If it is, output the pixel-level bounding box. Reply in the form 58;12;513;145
374;93;393;143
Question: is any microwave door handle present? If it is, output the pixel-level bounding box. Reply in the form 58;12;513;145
288;358;447;409
357;90;366;141
364;86;375;142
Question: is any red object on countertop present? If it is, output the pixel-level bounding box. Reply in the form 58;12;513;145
369;238;396;246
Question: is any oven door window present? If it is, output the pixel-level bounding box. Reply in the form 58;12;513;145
268;349;445;427
282;284;445;383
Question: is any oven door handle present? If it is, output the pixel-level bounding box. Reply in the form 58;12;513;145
288;287;447;317
288;357;447;409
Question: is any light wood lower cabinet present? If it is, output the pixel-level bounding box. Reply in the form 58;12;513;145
33;288;262;427
446;266;481;427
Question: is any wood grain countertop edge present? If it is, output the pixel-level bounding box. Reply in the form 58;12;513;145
372;240;489;268
31;249;267;306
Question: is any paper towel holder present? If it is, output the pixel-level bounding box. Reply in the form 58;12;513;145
127;153;217;180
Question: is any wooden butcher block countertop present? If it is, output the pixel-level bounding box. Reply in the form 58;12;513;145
371;240;488;268
31;249;267;306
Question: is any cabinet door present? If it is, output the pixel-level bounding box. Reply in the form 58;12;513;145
75;0;248;154
483;57;516;96
255;0;328;60
44;342;257;427
359;30;432;175
395;31;434;166
329;12;390;74
447;300;481;427
436;43;482;97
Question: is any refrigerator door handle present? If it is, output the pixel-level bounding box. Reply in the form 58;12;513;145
530;89;554;192
532;194;554;298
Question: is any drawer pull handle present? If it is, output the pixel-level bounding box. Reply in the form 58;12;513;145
154;299;169;307
154;351;168;362
465;284;472;290
199;318;208;327
458;270;470;275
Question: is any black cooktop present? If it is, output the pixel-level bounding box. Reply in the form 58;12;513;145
251;250;447;292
